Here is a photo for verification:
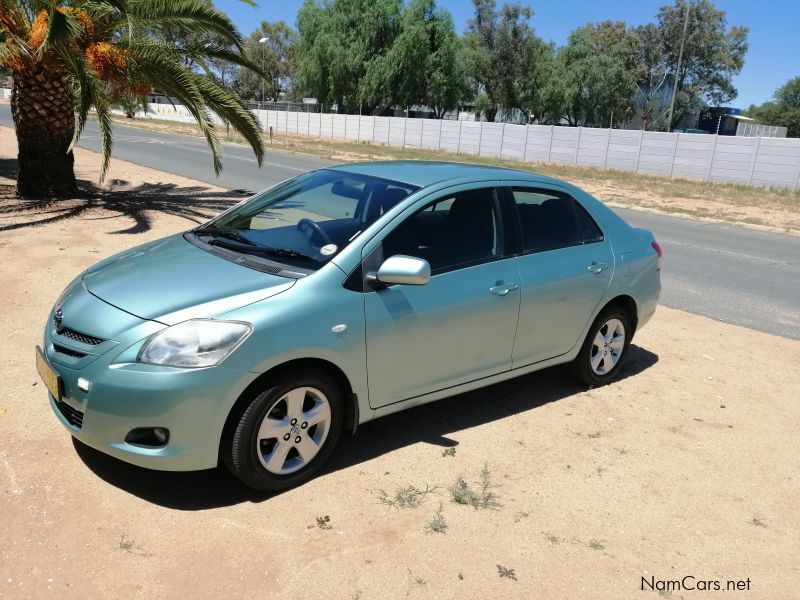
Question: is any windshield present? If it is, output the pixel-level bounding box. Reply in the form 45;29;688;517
195;170;418;271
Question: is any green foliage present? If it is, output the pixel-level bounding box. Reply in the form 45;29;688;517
657;0;748;128
358;0;465;117
633;23;671;131
543;21;638;128
0;0;267;180
449;463;499;509
235;21;296;102
464;0;550;122
746;77;800;138
114;93;149;119
296;0;403;113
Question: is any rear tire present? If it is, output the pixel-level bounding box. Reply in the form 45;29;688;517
225;369;343;492
570;307;632;388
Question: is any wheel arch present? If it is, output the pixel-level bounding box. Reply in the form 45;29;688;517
600;294;639;338
219;358;360;464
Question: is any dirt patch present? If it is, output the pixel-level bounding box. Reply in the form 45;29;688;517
1;128;799;599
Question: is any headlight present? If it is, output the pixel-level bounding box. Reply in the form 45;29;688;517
137;319;252;368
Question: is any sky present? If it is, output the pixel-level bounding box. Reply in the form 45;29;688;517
215;0;800;108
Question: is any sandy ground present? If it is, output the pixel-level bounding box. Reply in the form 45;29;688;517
1;128;799;599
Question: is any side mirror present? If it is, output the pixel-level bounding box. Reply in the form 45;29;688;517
369;255;431;286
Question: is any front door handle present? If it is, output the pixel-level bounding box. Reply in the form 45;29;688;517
489;282;519;296
587;261;609;274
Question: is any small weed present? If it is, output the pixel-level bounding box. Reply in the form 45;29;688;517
657;589;672;597
351;590;363;600
449;463;499;509
596;466;605;476
542;532;563;545
406;568;426;595
513;511;530;523
588;539;606;552
497;565;517;581
615;447;630;456
375;483;437;509
425;503;447;534
587;431;602;439
442;447;456;457
316;515;332;530
457;573;464;580
118;534;134;553
750;517;767;528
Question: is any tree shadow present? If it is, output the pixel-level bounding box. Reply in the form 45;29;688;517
73;344;658;511
0;157;249;233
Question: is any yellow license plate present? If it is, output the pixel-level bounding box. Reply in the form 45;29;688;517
35;346;61;401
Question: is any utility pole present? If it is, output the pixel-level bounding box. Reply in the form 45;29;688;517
666;1;690;132
258;37;269;109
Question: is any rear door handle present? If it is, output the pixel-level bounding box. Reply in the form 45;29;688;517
587;261;609;274
489;282;519;296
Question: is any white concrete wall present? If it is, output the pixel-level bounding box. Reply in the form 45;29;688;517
140;102;800;190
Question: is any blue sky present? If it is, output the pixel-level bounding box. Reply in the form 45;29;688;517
215;0;799;108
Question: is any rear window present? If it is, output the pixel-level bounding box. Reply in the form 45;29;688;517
511;188;603;252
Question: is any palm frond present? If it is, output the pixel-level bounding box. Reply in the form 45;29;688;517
36;6;82;60
128;0;244;49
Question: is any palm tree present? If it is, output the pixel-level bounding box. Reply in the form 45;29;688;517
0;0;265;198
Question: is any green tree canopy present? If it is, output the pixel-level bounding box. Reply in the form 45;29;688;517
746;77;800;138
543;22;638;127
358;0;466;117
658;0;748;128
464;0;548;122
234;21;296;102
296;0;402;113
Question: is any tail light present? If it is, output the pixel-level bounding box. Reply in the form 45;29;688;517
651;241;662;270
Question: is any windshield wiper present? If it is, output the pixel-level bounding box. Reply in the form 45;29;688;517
192;228;317;262
192;227;257;246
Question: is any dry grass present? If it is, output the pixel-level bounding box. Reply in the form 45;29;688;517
107;114;800;232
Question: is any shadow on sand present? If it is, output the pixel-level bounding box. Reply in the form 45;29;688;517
74;344;659;510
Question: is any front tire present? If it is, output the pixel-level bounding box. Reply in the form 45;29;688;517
225;369;343;492
570;308;632;388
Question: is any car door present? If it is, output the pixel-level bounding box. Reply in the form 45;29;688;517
506;185;613;367
362;185;521;408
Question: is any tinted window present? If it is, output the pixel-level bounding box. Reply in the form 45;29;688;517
382;188;502;273
511;188;601;252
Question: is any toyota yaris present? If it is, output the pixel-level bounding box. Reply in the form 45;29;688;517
37;162;661;491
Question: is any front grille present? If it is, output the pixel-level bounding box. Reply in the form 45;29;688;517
58;328;104;346
53;344;87;359
55;399;84;429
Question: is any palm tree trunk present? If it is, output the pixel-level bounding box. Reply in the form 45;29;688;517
12;67;78;198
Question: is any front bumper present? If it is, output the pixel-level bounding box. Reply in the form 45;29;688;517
42;291;257;471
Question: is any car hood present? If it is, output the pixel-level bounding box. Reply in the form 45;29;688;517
83;234;296;324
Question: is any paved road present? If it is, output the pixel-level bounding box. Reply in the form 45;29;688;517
2;105;798;340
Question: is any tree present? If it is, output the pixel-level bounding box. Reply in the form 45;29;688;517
0;0;266;198
544;22;638;127
234;21;296;103
746;77;800;138
633;23;670;131
464;0;548;122
296;0;402;113
359;0;465;118
657;0;748;129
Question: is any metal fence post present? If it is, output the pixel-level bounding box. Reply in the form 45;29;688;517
388;118;392;146
522;124;529;162
477;120;483;155
575;126;582;164
668;133;679;177
457;120;462;154
634;130;644;174
499;122;506;158
705;133;718;181
547;125;554;163
603;127;612;169
747;136;761;185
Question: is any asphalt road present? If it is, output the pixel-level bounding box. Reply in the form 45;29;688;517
2;105;798;340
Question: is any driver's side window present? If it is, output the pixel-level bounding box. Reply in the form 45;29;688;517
381;188;502;274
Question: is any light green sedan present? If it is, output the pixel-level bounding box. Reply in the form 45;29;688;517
37;161;661;491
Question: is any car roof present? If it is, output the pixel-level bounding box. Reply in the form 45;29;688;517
326;160;565;189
